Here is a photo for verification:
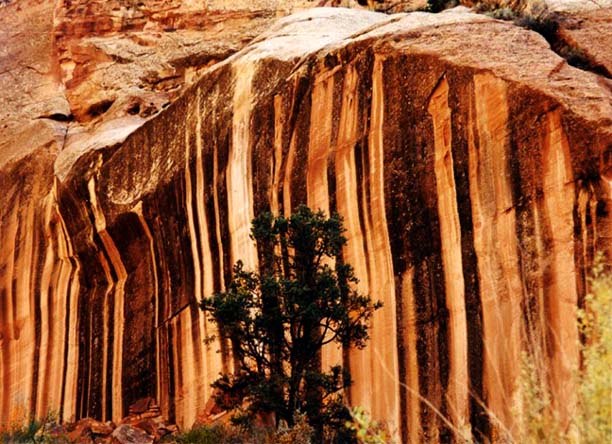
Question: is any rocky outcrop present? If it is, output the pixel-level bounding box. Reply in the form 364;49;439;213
462;0;612;78
2;3;612;444
32;398;175;444
52;0;318;122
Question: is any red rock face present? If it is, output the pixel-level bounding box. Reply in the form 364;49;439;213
1;2;612;444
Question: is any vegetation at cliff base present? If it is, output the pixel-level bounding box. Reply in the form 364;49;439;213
512;254;612;444
200;205;381;444
0;420;42;444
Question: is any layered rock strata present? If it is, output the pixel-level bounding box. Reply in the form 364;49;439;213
2;4;612;444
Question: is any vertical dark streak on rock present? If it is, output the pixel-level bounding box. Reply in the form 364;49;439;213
327;146;338;216
92;246;114;419
204;140;221;295
30;217;44;417
182;174;197;310
198;80;220;295
251;62;276;218
187;121;204;293
147;203;172;419
79;299;88;418
326;68;345;217
275;90;289;215
377;52;411;444
11;220;21;343
508;86;546;353
282;76;311;214
381;53;447;442
289;74;313;210
393;272;408;444
354;52;372;276
79;260;102;419
572;189;587;322
108;212;156;412
189;301;203;388
78;175;120;420
428;124;451;444
105;286;114;422
330;68;344;154
422;133;449;442
0;305;9;419
45;255;55;409
52;179;89;419
448;72;488;438
563;117;607;308
212;77;234;371
183;178;199;315
217;133;232;290
354;139;367;257
357;51;373;298
59;261;73;421
87;299;95;417
185;111;206;379
167;324;177;423
148;204;168;325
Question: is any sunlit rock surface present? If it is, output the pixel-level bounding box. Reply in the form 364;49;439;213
460;0;612;78
1;2;612;443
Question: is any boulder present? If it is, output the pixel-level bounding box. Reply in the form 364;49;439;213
111;425;154;444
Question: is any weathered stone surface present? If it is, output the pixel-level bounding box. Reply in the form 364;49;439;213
553;7;612;77
461;0;612;78
90;420;116;436
0;0;68;168
53;0;307;122
2;4;612;444
321;0;428;11
111;424;154;444
65;418;97;444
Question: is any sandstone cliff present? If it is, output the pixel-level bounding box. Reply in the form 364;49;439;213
1;1;612;443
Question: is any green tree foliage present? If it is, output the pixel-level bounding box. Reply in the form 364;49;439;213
200;206;381;443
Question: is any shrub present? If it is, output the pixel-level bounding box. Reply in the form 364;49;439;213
172;423;243;444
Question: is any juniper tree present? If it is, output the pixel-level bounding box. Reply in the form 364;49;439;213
200;205;381;443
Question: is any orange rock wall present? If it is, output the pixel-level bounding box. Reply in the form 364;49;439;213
2;6;612;444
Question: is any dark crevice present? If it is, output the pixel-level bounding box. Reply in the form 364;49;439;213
517;13;611;79
38;113;74;122
126;103;141;115
553;41;611;78
87;99;115;118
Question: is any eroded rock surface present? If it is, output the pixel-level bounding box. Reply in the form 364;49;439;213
53;0;316;122
2;3;612;444
462;0;612;78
